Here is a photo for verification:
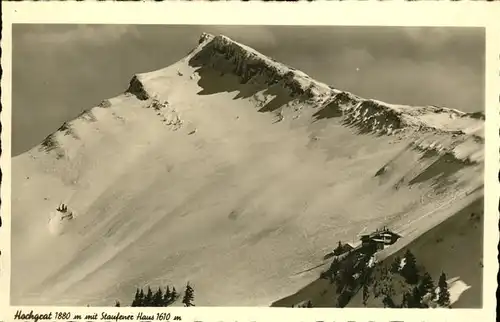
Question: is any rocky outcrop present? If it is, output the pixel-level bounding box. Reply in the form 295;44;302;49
126;75;150;101
188;33;483;138
190;34;332;100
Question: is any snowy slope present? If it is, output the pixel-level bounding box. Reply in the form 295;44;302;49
11;34;484;307
346;197;483;308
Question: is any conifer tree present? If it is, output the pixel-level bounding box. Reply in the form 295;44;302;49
401;250;419;284
334;241;342;255
182;282;195;307
163;286;172;306
131;288;140;307
437;272;451;307
144;286;154;307
418;271;435;299
153;287;164;307
390;256;401;273
362;283;370;306
401;291;412;308
412;286;423;308
115;300;121;307
306;300;313;308
138;288;145;307
171;287;178;303
131;289;137;307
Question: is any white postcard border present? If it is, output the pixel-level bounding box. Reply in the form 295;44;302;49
1;2;498;322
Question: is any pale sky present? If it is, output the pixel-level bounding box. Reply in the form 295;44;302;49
12;25;484;156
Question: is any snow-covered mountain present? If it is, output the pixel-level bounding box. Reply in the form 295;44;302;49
11;33;484;307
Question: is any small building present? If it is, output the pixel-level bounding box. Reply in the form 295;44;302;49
335;243;354;255
327;242;355;261
372;230;401;246
360;234;371;247
344;241;358;250
360;229;401;252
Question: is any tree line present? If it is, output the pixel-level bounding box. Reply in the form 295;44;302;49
370;249;451;308
114;282;195;307
319;245;452;308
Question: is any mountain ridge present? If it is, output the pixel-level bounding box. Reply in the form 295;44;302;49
124;33;483;134
36;33;484;166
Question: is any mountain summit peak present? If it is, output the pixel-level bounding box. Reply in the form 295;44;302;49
191;32;334;101
122;32;483;141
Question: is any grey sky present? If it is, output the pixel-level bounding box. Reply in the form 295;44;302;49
12;25;484;156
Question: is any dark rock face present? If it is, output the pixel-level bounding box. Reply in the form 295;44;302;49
466;111;485;120
190;35;331;100
343;100;404;135
126;75;150;101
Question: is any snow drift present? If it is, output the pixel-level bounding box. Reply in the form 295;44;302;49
11;33;484;307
